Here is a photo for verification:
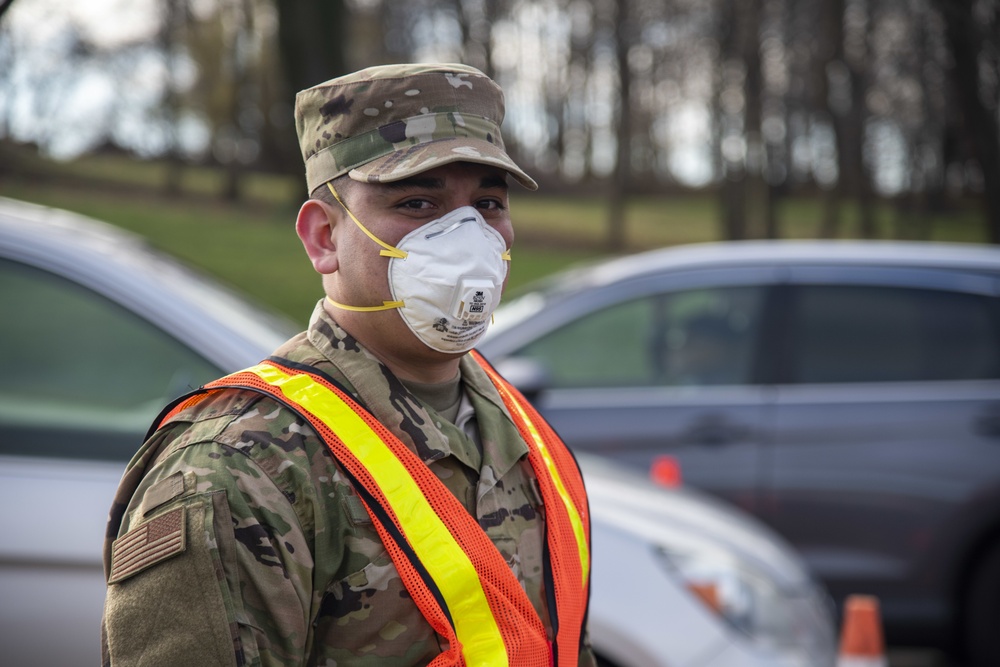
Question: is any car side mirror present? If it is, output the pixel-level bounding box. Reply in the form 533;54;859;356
494;357;551;404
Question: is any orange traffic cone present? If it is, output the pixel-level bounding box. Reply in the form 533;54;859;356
837;595;887;667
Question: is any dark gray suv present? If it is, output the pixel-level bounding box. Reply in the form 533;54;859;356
478;240;1000;666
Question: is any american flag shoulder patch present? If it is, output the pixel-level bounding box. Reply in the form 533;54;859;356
108;506;186;584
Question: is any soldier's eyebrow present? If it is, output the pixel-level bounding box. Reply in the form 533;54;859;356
480;174;509;191
383;176;444;190
381;173;509;192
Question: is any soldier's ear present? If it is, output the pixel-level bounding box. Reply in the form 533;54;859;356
296;198;340;275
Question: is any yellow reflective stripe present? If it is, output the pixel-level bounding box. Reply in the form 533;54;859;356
246;363;508;666
501;385;590;587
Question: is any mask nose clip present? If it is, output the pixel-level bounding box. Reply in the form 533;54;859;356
424;214;479;240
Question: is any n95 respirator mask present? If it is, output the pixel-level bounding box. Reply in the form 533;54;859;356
325;183;510;354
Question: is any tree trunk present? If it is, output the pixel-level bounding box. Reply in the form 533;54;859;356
743;0;764;239
717;0;747;241
274;0;347;98
937;0;1000;243
607;0;632;252
160;0;185;196
850;1;876;239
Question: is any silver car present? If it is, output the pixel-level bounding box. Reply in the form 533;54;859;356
0;197;835;667
479;239;1000;665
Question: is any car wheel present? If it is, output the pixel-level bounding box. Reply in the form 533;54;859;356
965;540;1000;667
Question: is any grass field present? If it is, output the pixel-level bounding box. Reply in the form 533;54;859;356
0;149;991;326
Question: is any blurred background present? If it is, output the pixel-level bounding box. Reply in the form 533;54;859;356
0;0;997;303
1;2;999;666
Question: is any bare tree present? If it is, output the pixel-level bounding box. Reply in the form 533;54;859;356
760;0;793;239
0;9;17;146
5;0;995;232
716;0;764;241
852;3;876;236
274;0;348;100
159;0;187;195
607;0;633;251
448;0;496;77
816;0;848;238
936;0;1000;243
561;0;598;184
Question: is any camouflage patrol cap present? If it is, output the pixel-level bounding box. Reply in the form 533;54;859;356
294;63;538;194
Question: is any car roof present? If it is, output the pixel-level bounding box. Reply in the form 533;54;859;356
553;239;1000;293
0;196;153;253
0;196;299;369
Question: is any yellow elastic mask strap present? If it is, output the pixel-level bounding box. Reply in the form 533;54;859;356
326;182;407;259
495;250;511;319
326;296;403;312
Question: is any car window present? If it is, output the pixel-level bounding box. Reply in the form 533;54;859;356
787;284;1000;383
0;259;222;461
513;286;765;388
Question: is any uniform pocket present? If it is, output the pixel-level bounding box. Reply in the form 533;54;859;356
310;552;442;666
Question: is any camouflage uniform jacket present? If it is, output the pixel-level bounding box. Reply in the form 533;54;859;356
102;302;596;667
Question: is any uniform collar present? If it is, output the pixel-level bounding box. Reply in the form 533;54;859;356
459;354;529;484
305;301;527;472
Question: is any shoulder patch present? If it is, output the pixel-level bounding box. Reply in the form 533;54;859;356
108;506;186;584
139;471;188;517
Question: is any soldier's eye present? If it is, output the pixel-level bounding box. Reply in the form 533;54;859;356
476;198;505;211
398;198;435;210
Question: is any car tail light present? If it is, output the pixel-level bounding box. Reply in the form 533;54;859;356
650;455;682;487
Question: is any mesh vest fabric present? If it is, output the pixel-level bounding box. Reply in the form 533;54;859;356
158;356;590;667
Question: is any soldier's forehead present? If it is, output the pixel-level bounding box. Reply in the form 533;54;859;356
361;164;510;190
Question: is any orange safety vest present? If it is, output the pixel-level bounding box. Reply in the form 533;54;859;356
158;353;591;667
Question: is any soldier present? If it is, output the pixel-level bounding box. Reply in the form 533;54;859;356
101;63;595;667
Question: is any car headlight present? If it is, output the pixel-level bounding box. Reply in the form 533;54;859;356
655;545;835;660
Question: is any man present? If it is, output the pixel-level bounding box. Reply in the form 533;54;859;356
101;63;594;667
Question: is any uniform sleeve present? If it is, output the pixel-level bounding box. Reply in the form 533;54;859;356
102;442;315;667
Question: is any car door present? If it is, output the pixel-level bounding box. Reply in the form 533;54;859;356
493;267;781;514
764;265;1000;627
0;256;224;667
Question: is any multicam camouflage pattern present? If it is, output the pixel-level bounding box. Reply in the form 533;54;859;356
102;301;595;667
294;63;538;194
